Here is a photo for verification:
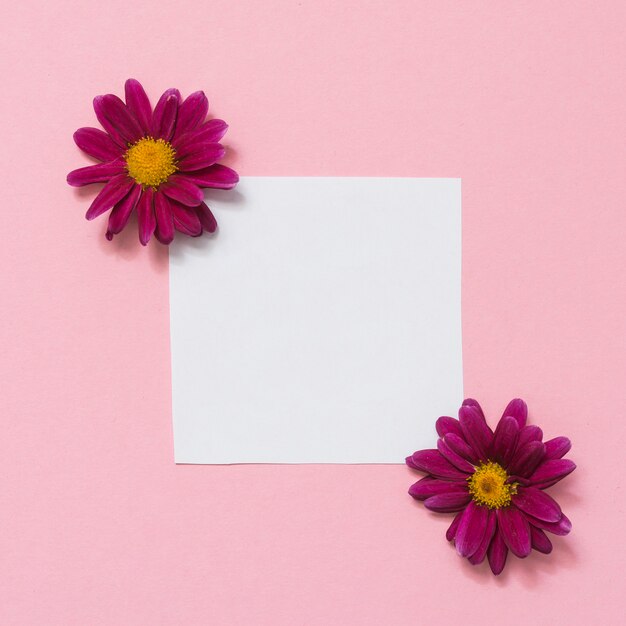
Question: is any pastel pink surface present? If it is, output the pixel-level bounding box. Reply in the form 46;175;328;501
1;1;624;624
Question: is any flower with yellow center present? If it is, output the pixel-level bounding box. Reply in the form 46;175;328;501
467;461;518;509
125;137;178;188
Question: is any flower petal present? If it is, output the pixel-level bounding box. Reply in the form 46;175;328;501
175;91;209;136
515;425;543;451
424;491;472;513
446;511;463;541
181;164;239;190
105;184;142;240
497;506;531;558
410;450;469;480
492;415;519;466
524;512;572;536
501;398;527;429
67;159;125;187
455;501;489;558
444;433;478;464
437;438;475;473
468;509;497;565
152;89;181;140
73;127;122;161
462;398;485;421
409;476;468;500
459;405;493;462
94;94;143;145
435;416;464;440
177;143;226;172
171;200;203;236
85;174;134;221
137;187;156;246
528;459;576;489
154;192;174;244
530;526;553;554
544;436;572;460
512;487;562;523
124;78;152;134
195;202;218;233
487;528;508;575
161;175;204;206
405;455;418;470
173;119;229;151
508;440;545;477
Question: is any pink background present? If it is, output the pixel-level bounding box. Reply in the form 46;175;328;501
1;1;625;624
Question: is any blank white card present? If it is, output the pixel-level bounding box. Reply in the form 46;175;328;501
170;177;462;463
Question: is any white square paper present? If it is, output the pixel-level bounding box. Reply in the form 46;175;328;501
170;177;462;463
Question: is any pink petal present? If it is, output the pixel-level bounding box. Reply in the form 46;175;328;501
501;398;528;429
181;164;239;190
487;528;508;575
459;405;493;462
455;501;489;558
446;511;463;541
171;200;203;236
177;143;226;172
175;91;209;136
152;89;181;140
544;436;572;460
424;491;472;513
137;187;156;246
530;526;553;554
525;512;572;536
85;175;134;221
195;202;218;233
528;459;576;489
497;506;531;558
105;184;142;240
437;438;475;473
512;486;561;522
154;192;174;244
492;415;519;466
468;509;497;565
507;440;545;477
124;78;152;134
67;159;125;187
93;94;143;146
161;175;204;206
410;449;469;480
73;127;122;161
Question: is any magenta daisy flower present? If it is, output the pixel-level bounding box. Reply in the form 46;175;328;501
67;79;238;245
407;398;575;575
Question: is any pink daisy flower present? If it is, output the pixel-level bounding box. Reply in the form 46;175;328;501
67;79;238;245
407;398;575;575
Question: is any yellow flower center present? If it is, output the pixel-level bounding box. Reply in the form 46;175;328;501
125;137;177;188
467;461;518;509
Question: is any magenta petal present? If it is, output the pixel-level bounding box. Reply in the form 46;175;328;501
73;127;122;161
455;501;489;558
446;511;463;541
528;459;576;489
525;512;572;536
161;175;204;207
175;91;209;136
492;415;520;465
93;94;143;145
195;202;218;233
410;450;468;480
435;416;464;440
85;175;134;221
177;143;226;172
409;476;467;500
501;398;528;429
171;200;203;236
152;89;181;139
437;438;475;473
512;487;561;522
515;425;543;451
405;455;418;470
424;492;472;513
462;398;485;421
468;509;497;565
444;433;479;464
136;187;156;246
154;192;174;244
181;164;239;190
508;440;545;477
124;78;152;134
67;159;125;187
487;528;508;575
105;184;142;240
544;436;572;460
497;506;531;558
459;405;493;461
530;526;553;554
